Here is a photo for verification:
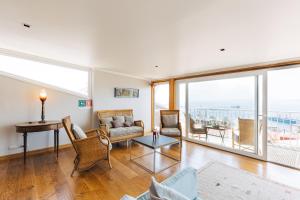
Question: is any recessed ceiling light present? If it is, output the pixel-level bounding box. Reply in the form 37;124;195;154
23;23;31;28
219;48;226;52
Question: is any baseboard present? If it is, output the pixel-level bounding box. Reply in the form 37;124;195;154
0;144;72;161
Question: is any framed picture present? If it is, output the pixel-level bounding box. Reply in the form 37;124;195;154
114;88;139;98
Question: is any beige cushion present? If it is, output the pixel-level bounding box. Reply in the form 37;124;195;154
160;128;181;136
100;117;113;128
162;114;178;128
112;120;124;128
113;116;125;123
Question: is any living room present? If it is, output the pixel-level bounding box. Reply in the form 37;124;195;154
1;1;300;200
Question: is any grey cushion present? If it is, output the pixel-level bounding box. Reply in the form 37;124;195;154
125;116;134;126
109;126;143;137
160;128;181;136
124;121;133;127
162;115;178;128
113;116;125;123
71;124;87;139
149;177;189;200
112;120;124;128
100;117;113;128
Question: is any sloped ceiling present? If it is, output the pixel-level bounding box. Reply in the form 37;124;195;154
0;0;300;80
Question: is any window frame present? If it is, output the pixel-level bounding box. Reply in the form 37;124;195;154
0;53;92;99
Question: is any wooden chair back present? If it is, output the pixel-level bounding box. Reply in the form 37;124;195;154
97;109;133;119
160;110;179;128
62;116;76;142
238;118;255;145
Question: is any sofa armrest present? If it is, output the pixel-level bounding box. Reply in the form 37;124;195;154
134;120;144;129
100;124;110;136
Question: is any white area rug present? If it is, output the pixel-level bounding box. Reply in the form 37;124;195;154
197;162;300;200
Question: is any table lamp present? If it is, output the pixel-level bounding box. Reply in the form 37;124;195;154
39;89;47;123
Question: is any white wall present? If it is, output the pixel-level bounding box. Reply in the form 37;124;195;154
93;70;151;132
0;75;91;156
0;70;151;157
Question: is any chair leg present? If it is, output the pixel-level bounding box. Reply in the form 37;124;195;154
71;157;79;177
107;151;112;169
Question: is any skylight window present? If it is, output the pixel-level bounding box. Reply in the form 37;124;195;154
0;54;90;97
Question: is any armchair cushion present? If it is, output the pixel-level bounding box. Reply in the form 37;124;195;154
160;128;181;136
100;117;113;128
71;124;87;139
162;114;178;128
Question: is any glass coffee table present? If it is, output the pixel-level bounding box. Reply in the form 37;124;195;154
130;135;181;174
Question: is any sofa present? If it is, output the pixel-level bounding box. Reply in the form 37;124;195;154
97;109;144;143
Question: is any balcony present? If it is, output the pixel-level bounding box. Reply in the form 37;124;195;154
185;108;300;169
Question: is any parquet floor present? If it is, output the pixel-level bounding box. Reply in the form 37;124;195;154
1;141;300;200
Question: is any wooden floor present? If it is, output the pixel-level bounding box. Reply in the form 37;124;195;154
1;141;300;200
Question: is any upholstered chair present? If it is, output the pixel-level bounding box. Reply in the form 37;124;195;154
62;116;112;176
190;117;208;140
160;110;182;142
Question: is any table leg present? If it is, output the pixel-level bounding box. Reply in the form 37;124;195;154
56;129;59;159
54;129;57;152
23;132;27;164
153;149;156;174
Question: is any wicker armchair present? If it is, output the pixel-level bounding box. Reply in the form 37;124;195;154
62;116;112;176
160;110;182;142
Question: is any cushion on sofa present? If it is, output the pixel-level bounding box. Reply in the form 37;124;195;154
113;116;125;123
162;114;178;128
125;116;134;123
149;177;189;200
136;167;199;200
110;126;143;137
124;121;133;127
112;120;124;128
160;128;180;136
100;117;113;128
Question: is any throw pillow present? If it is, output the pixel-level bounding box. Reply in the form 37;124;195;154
113;116;125;123
112;120;124;128
163;167;198;200
120;195;137;200
71;124;87;139
100;117;113;128
162;114;178;128
149;177;189;200
124;121;133;127
125;116;134;123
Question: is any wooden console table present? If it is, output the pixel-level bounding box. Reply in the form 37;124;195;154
16;121;63;163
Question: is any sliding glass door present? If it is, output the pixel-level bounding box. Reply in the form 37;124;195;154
187;76;259;154
268;67;300;169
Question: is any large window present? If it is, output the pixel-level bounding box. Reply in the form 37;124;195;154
268;67;300;169
187;76;258;154
0;54;90;97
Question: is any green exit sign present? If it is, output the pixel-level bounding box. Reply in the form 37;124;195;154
78;100;92;108
78;100;86;107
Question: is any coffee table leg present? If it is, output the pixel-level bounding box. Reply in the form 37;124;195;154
153;149;156;174
56;129;59;159
54;130;57;152
23;132;27;164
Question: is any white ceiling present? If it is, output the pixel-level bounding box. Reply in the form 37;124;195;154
0;0;300;80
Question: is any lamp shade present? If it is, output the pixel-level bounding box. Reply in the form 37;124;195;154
39;89;47;101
